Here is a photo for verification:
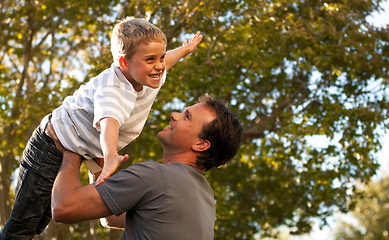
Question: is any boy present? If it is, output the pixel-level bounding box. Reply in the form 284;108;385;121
0;17;202;239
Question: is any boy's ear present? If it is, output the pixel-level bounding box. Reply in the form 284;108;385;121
118;57;128;68
192;139;211;152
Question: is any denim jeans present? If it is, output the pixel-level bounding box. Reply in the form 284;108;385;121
0;115;63;240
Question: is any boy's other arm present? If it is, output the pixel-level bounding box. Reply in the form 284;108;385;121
96;117;128;185
51;150;112;224
101;213;126;229
165;31;203;71
99;117;120;160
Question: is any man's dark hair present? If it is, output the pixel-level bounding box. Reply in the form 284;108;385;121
196;95;243;171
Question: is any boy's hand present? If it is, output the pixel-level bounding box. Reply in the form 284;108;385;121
165;31;203;71
95;154;129;186
181;31;203;58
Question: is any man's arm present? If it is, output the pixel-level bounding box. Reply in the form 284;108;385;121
51;150;113;224
165;31;203;71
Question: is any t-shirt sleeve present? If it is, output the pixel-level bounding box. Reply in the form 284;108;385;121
93;85;137;130
95;161;164;216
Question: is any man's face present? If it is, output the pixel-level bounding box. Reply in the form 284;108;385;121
122;41;167;91
158;103;216;153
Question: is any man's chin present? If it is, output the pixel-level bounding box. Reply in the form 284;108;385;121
157;131;163;140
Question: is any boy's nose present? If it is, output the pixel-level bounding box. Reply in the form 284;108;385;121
155;61;164;70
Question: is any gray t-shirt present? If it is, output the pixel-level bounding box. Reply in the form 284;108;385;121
96;160;215;240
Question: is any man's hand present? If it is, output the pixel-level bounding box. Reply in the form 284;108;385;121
46;123;65;153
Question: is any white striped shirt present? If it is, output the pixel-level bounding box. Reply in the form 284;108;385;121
51;63;166;159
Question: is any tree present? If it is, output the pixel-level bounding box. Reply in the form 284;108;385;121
1;0;389;239
334;176;389;240
0;0;122;238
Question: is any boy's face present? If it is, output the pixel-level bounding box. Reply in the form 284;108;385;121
120;41;167;92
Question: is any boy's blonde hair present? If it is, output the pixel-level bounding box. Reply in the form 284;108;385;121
111;17;167;65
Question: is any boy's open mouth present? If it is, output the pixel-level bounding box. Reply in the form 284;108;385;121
149;73;160;79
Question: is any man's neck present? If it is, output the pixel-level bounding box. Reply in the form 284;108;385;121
162;153;204;172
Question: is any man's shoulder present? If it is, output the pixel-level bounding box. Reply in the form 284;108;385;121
135;160;161;167
129;161;192;181
128;161;206;183
127;161;164;180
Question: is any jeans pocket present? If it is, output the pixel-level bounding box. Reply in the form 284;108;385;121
23;141;42;167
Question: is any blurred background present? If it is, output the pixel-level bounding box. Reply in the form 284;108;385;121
1;0;389;239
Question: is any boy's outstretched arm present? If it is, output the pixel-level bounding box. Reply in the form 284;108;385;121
165;31;203;71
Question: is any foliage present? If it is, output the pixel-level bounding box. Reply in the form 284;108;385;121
1;0;389;239
0;0;122;237
334;176;389;240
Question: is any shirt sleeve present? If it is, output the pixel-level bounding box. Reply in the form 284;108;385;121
93;85;137;130
95;161;164;216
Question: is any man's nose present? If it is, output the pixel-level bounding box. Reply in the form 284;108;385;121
171;112;180;121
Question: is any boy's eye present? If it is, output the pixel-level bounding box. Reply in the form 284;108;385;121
146;58;154;62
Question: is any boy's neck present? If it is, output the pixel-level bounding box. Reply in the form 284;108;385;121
118;67;144;92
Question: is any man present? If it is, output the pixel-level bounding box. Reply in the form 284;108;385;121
51;95;243;240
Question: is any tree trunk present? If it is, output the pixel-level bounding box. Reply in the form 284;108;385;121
0;153;13;227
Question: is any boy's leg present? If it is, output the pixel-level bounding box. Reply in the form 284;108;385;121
0;120;62;240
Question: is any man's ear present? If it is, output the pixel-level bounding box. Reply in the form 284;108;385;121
192;139;211;152
118;57;128;69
